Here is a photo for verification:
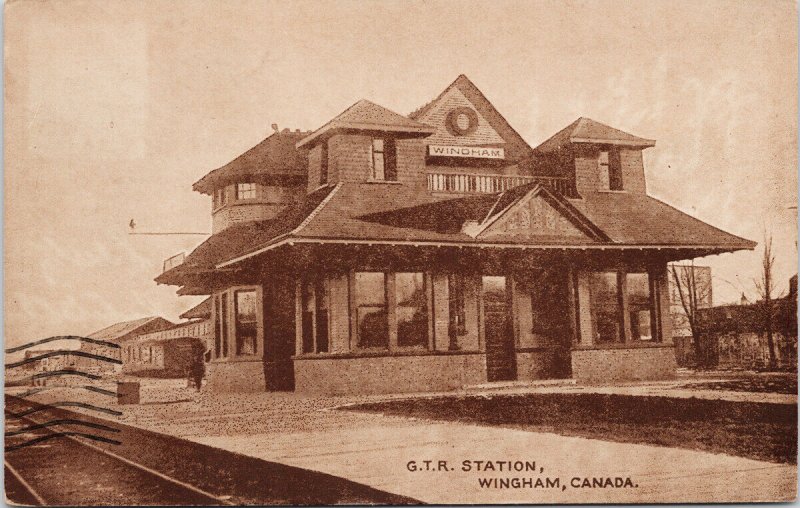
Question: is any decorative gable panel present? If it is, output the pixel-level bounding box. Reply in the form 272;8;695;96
417;87;505;147
482;194;587;239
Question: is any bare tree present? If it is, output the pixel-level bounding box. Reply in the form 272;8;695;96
754;232;780;369
670;261;714;367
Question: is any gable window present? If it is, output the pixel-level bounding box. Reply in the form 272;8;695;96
236;183;257;200
370;138;397;181
396;272;428;348
598;149;623;191
234;289;258;355
355;272;388;348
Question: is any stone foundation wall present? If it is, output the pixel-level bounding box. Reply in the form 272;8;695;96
294;352;487;395
515;348;570;380
205;359;266;392
571;344;676;383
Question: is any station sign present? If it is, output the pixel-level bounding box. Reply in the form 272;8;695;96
428;145;505;159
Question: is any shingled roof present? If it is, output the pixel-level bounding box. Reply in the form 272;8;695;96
193;130;310;195
296;100;436;149
87;316;174;342
158;181;755;286
535;117;656;153
156;185;337;285
179;297;211;320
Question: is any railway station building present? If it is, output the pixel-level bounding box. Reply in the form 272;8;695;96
156;75;755;394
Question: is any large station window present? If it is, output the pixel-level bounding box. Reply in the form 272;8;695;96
234;290;258;355
396;272;428;347
301;278;329;354
627;273;654;341
355;272;389;348
589;272;623;343
214;296;222;357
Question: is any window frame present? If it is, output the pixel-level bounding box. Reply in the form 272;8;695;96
236;182;257;201
598;147;624;191
625;272;657;342
354;271;390;350
395;272;429;349
213;285;262;360
300;276;330;354
234;289;259;356
369;137;397;182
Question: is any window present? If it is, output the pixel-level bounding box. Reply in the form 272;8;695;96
236;183;257;200
589;272;623;343
370;138;397;181
598;149;623;191
355;272;388;348
234;290;257;355
221;292;229;357
396;272;428;348
214;187;228;209
448;274;467;348
214;296;222;357
320;142;328;185
301;278;329;354
627;273;654;341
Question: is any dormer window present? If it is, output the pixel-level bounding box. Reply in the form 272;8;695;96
236;183;257;200
370;138;397;181
598;148;623;191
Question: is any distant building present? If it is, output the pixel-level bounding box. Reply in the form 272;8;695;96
122;318;212;377
81;317;174;374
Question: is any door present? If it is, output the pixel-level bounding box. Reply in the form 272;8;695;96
483;276;517;381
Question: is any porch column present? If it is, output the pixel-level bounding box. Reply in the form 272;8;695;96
656;265;673;343
575;271;594;345
432;273;450;351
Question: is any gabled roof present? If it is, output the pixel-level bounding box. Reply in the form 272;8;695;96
193;130;310;195
297;100;436;149
409;75;534;161
535;117;656;153
466;183;610;242
179;297;211;320
156;181;754;288
87;316;174;342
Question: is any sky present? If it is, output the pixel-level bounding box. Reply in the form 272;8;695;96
4;0;798;349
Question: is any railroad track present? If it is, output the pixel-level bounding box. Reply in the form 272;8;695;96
4;394;234;506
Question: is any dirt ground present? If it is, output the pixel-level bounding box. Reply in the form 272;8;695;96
344;392;798;464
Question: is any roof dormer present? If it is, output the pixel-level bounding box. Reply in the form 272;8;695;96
534;117;655;197
297;100;435;192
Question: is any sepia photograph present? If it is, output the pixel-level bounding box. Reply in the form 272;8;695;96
3;0;798;504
